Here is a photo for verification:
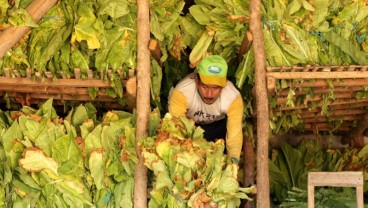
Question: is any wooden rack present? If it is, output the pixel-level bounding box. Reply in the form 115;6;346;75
267;65;368;133
0;68;137;110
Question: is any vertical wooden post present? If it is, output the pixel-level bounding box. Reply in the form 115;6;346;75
134;0;150;207
249;0;270;207
0;0;58;58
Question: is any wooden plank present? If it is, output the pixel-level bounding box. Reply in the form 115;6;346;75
288;79;368;88
304;123;351;131
279;99;368;111
267;65;368;73
268;79;368;94
267;71;368;79
276;92;357;105
303;115;363;123
0;77;114;87
0;85;92;95
299;109;367;118
275;86;364;96
308;171;363;187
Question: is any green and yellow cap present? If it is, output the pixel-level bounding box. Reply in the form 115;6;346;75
197;55;228;87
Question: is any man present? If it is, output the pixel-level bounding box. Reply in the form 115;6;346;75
168;55;244;162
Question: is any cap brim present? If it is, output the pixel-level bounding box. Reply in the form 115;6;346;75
199;74;227;87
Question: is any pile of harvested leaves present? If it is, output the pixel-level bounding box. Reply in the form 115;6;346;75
0;98;137;207
141;113;255;208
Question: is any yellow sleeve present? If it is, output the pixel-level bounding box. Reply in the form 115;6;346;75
226;94;244;160
168;89;188;117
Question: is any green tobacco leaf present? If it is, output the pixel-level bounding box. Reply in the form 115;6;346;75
8;8;38;27
189;30;214;65
52;134;84;177
72;2;101;49
235;48;254;88
97;0;130;18
263;27;291;66
323;31;368;64
189;5;211;25
19;148;59;176
89;149;105;190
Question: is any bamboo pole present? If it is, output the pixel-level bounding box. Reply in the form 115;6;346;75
250;0;270;207
134;0;150;207
0;0;58;58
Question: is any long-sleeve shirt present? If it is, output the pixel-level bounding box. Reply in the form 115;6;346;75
168;73;244;159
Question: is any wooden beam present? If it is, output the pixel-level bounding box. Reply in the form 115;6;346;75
299;109;367;118
267;71;368;79
134;0;150;207
0;77;115;88
303;115;363;123
0;0;58;58
250;0;270;206
267;65;368;72
268;79;368;95
279;99;368;111
304;123;351;131
275;86;364;96
275;92;357;105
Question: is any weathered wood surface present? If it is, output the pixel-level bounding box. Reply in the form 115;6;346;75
250;0;270;207
134;0;150;207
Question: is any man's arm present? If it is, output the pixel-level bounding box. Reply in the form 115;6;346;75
226;94;244;160
168;88;188;117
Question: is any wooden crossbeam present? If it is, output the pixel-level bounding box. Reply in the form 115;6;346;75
304;123;351;131
0;76;114;88
275;92;357;105
299;109;367;119
267;71;368;79
268;78;368;94
275;86;364;96
279;99;368;111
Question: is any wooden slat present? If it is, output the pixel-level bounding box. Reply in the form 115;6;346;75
267;71;368;79
0;77;113;87
288;79;368;88
267;65;368;73
2;92;116;102
279;99;368;111
303;115;363;123
299;109;367;118
276;86;364;96
276;92;357;105
304;123;351;131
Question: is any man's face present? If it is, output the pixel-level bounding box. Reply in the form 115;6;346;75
195;76;223;104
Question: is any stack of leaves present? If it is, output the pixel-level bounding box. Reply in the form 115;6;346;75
0;98;137;207
262;0;368;67
141;113;254;208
